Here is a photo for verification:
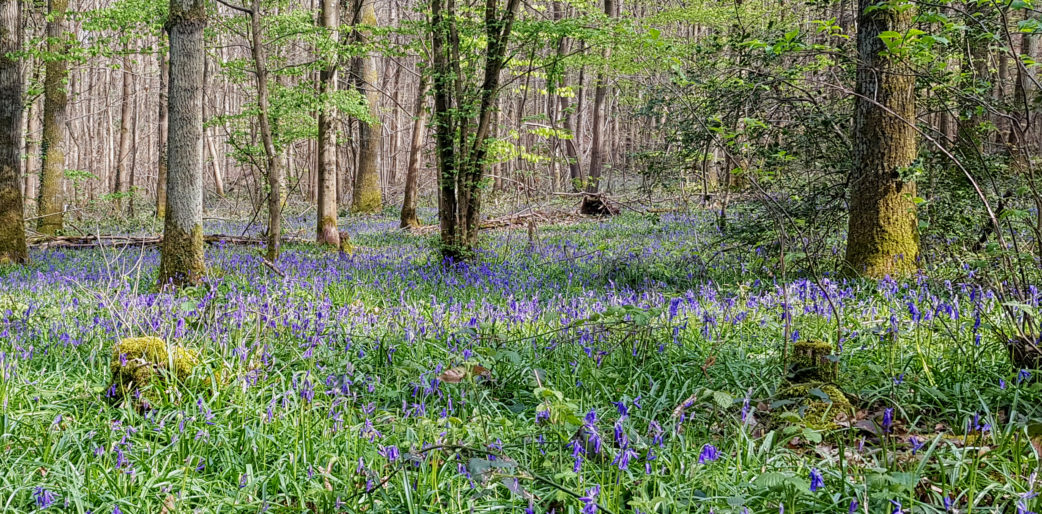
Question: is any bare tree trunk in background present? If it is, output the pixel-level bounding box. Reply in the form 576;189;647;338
581;0;612;213
844;0;919;278
115;54;134;214
156;51;169;219
0;0;27;264
400;74;426;229
250;0;283;261
203;56;225;197
351;0;382;213
316;0;340;245
24;71;40;208
158;0;207;287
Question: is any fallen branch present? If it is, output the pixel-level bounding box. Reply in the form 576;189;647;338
28;233;309;250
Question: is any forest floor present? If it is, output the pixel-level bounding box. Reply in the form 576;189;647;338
1;208;1040;513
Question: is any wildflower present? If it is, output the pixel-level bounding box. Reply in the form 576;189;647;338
909;436;924;455
579;485;600;514
1019;369;1032;384
239;474;248;488
614;446;638;470
809;468;824;492
890;499;903;514
114;506;123;514
882;408;894;433
379;445;400;462
535;410;550;423
613;401;628;418
848;499;858;513
34;487;57;509
698;444;718;463
1001;379;1008;390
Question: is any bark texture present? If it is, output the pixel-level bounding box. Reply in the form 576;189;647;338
158;0;206;286
250;0;283;262
0;0;27;265
350;0;383;214
400;75;426;229
844;0;919;278
156;52;169;219
316;0;340;246
36;0;68;235
115;55;134;213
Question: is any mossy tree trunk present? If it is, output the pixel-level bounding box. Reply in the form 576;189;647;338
0;0;28;265
430;0;520;258
158;0;207;287
316;0;340;246
350;0;382;214
844;0;919;278
400;75;426;229
36;0;68;236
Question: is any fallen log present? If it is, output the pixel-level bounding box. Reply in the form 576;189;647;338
28;234;307;250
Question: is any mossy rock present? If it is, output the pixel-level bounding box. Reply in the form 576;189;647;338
778;382;854;431
788;340;837;383
110;337;199;398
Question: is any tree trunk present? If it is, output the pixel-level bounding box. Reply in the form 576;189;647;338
400;74;426;229
115;55;134;213
350;0;382;213
431;0;520;257
156;51;169;219
250;0;282;262
158;0;207;287
581;0;612;212
0;0;27;264
844;0;919;278
316;0;340;245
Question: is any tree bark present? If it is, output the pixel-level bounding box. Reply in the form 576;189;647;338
115;55;134;213
316;0;340;245
0;0;27;264
844;0;919;278
158;0;207;287
250;0;282;261
400;74;426;229
156;51;169;219
37;0;67;234
350;0;382;213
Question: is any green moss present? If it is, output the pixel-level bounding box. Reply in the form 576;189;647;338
788;339;837;382
110;337;199;397
157;223;206;288
778;382;853;431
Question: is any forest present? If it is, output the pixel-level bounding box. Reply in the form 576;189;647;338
1;0;1042;512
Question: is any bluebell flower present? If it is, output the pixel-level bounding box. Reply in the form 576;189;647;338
848;499;858;513
909;436;924;455
579;485;600;514
33;487;57;509
1019;369;1032;384
890;499;903;514
809;468;824;492
882;408;894;433
698;444;718;463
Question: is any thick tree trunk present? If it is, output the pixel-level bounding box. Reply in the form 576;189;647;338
250;0;282;262
158;0;207;287
0;0;27;264
156;52;169;219
350;0;382;214
316;0;340;246
115;55;134;213
400;74;426;229
844;0;919;278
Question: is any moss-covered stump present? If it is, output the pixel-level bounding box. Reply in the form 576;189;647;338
110;337;198;398
788;340;837;383
778;382;854;431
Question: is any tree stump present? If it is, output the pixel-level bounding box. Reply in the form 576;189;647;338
788;339;838;383
110;337;198;399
